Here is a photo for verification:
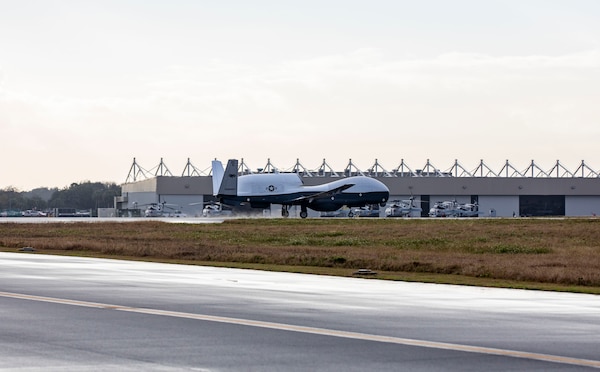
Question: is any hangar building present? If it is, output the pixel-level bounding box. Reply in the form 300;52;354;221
117;158;600;218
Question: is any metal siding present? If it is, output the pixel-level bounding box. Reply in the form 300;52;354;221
119;175;600;217
566;196;600;217
121;178;158;193
156;176;213;195
478;196;519;217
158;195;205;217
126;192;159;208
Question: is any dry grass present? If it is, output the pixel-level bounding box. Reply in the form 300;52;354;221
1;218;600;291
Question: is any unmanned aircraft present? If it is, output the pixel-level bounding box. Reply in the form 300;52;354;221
385;197;423;217
212;159;390;218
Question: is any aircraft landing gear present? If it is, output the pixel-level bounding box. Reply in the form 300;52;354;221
300;205;308;219
280;205;308;218
281;205;290;218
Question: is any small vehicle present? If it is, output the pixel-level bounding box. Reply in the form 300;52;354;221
22;210;47;217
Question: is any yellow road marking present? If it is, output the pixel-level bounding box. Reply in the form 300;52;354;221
2;290;599;369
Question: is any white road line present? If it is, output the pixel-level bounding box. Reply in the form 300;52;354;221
2;290;599;369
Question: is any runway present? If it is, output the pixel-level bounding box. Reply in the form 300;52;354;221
0;217;225;224
1;252;599;371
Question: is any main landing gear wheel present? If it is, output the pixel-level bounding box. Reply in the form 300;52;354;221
300;205;308;219
281;206;290;218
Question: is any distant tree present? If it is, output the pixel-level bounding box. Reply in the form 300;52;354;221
24;187;57;202
0;182;121;214
0;187;27;211
26;195;47;210
48;182;121;211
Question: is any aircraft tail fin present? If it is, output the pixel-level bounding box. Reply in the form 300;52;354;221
211;160;224;196
212;159;238;196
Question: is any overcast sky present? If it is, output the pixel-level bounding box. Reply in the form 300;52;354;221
1;0;599;190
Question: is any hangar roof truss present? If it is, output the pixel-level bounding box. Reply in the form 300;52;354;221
124;158;600;183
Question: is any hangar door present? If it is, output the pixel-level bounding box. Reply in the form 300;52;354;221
519;195;565;217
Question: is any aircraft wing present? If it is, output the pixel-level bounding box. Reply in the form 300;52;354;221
291;183;354;204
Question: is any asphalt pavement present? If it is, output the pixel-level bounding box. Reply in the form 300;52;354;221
1;252;599;371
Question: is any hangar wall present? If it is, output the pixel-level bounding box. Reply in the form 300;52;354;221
120;174;600;217
158;195;205;217
566;196;600;217
478;196;519;217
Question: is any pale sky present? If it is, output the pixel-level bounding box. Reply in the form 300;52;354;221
1;0;599;190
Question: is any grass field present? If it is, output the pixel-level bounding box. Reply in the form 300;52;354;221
1;218;600;294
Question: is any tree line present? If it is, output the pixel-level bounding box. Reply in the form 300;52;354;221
0;182;121;213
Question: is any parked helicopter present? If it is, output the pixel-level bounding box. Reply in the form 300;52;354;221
349;205;381;217
201;202;233;217
142;202;185;217
428;200;459;217
455;202;482;217
385;197;423;217
190;199;260;218
428;199;481;217
212;159;390;218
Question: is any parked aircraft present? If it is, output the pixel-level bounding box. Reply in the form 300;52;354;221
350;205;381;217
202;203;233;217
428;199;482;217
212;159;390;218
385;197;423;217
320;207;351;217
143;202;183;217
455;202;482;217
428;200;459;217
